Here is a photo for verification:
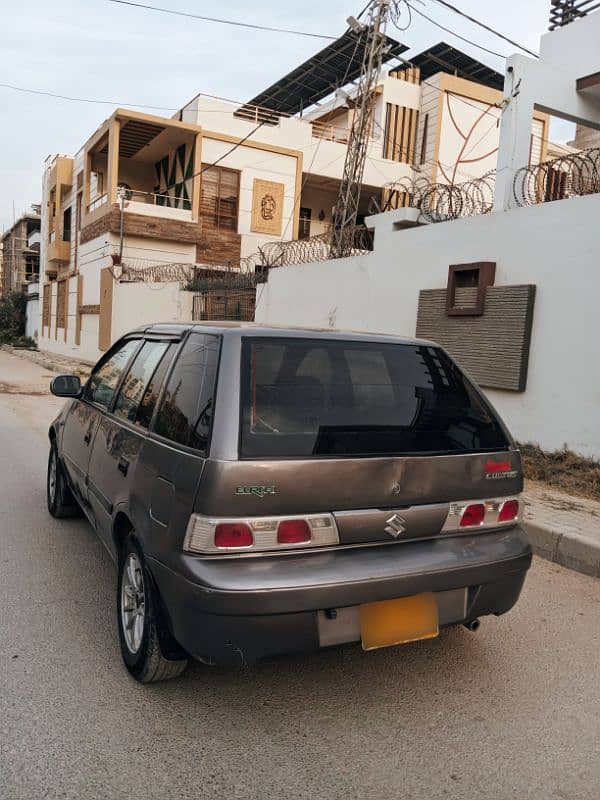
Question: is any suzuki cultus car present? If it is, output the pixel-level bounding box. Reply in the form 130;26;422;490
48;324;531;682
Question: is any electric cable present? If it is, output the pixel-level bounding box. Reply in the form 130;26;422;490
429;0;539;58
105;0;335;40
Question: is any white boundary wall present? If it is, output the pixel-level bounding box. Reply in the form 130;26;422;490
256;194;600;459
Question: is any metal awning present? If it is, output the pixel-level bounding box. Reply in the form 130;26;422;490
392;42;504;91
237;29;409;120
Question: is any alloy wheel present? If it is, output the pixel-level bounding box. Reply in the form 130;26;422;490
48;450;57;504
120;553;146;654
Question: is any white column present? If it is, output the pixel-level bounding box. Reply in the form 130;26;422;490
494;56;537;212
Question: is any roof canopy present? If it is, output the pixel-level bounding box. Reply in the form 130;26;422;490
237;29;409;120
392;42;504;91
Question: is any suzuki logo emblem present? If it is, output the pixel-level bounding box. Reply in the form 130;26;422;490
385;513;407;538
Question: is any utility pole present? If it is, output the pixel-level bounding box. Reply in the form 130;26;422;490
330;0;392;259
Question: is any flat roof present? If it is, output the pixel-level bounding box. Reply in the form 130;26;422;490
237;29;409;119
392;41;504;91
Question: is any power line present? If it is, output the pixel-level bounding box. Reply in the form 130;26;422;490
407;3;508;59
0;82;179;111
190;121;268;181
429;0;539;58
105;0;335;40
0;73;574;160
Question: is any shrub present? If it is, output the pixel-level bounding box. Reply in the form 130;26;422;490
0;292;27;344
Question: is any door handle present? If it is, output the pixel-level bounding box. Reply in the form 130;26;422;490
117;457;130;476
84;430;92;445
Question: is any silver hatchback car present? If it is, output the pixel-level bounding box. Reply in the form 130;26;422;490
48;323;531;682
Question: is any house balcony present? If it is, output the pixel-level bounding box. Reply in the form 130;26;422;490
47;230;71;263
81;109;202;243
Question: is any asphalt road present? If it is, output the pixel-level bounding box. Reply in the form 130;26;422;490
1;350;600;800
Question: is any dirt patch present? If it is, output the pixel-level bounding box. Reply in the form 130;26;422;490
519;442;600;502
0;382;48;396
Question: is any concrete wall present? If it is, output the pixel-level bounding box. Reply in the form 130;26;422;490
256;193;600;459
38;276;194;364
110;281;194;342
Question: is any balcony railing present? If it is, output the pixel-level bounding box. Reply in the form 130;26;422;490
120;188;192;212
210;95;380;144
549;0;600;29
88;193;108;213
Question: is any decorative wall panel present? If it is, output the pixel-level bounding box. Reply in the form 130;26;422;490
251;179;284;236
416;284;536;392
154;143;193;210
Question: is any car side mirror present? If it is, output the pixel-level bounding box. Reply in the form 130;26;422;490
50;374;82;398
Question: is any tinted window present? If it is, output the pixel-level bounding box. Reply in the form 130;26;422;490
113;341;170;423
135;343;177;429
87;339;140;410
153;333;220;453
240;338;509;459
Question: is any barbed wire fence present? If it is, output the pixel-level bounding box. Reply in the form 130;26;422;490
110;147;600;319
111;225;373;320
512;146;600;206
369;171;497;222
115;225;373;283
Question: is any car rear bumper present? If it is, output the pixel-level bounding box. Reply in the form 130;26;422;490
148;527;532;665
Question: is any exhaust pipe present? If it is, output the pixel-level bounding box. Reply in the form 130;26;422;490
463;619;480;632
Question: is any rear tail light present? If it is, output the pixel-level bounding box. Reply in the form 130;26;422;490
498;499;519;522
460;504;486;527
442;495;521;534
184;513;338;555
277;519;311;544
214;522;253;549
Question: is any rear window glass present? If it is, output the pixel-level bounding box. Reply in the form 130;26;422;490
240;338;509;459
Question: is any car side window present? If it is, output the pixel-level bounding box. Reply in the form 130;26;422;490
153;333;220;454
113;341;171;423
135;343;177;429
86;339;140;410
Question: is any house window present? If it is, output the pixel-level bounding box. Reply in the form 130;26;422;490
200;166;240;230
90;170;104;200
25;255;39;283
299;207;312;239
62;207;72;242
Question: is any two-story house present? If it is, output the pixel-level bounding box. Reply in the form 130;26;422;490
37;33;549;363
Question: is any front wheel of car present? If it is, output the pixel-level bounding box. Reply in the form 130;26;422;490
117;535;188;683
47;442;79;518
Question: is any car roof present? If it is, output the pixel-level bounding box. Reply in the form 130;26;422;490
135;321;436;347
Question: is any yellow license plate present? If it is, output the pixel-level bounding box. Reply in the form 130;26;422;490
359;593;439;651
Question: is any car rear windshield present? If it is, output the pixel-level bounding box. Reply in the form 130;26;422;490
239;337;510;459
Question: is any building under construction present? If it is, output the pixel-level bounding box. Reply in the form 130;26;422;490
1;206;41;296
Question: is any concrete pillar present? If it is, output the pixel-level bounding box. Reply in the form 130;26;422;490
494;56;537;212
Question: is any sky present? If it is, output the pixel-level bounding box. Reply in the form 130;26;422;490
0;0;572;229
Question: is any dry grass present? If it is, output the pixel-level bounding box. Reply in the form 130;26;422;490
519;443;600;502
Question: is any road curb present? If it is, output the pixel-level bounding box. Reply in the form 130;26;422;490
523;521;600;578
1;345;92;377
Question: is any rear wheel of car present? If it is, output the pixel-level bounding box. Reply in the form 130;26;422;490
47;442;79;518
117;535;188;683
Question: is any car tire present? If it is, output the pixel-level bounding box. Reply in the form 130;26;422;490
47;442;79;518
117;535;188;683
